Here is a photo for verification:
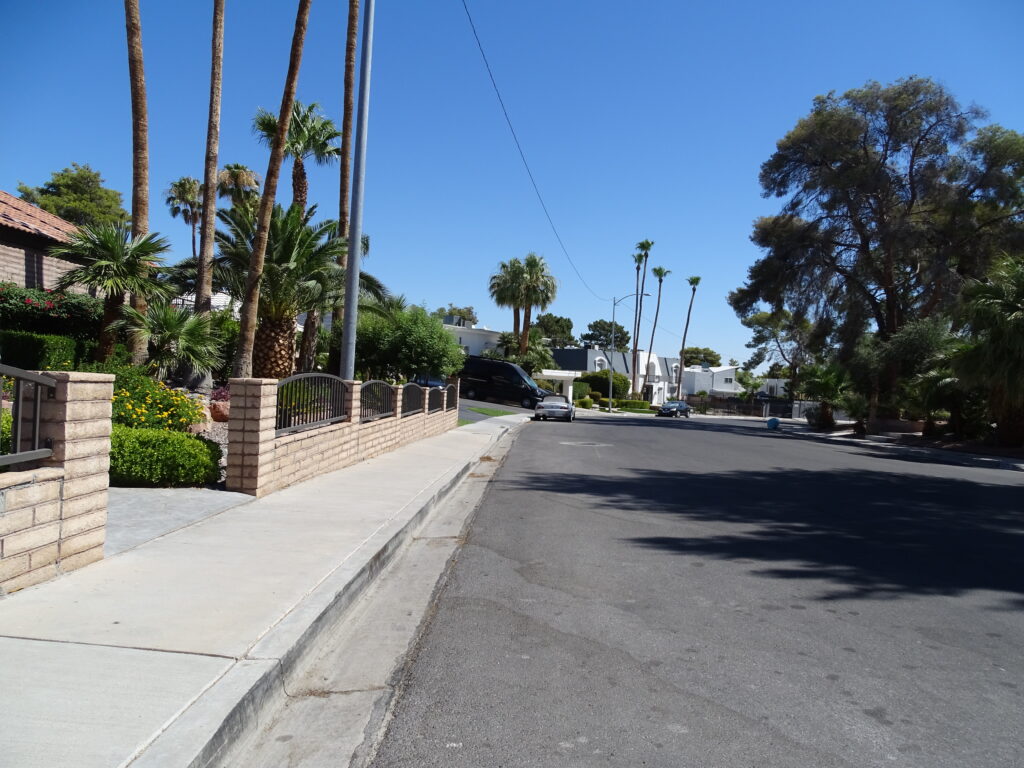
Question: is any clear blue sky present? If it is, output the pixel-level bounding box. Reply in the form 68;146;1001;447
3;0;1022;367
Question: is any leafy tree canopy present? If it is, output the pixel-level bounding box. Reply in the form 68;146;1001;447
729;76;1024;358
683;347;721;367
533;313;576;347
765;362;791;379
431;303;478;325
579;319;629;352
356;306;464;381
18;163;129;227
740;310;815;381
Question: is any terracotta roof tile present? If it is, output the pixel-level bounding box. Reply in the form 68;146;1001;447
0;190;78;243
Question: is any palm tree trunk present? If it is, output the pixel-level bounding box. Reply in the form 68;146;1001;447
99;294;125;363
520;304;532;354
292;156;308;211
196;0;224;317
190;219;197;260
512;306;521;341
676;287;696;396
298;309;320;371
253;317;296;379
646;282;663;395
333;0;360;330
234;0;313;379
634;255;649;395
124;0;150;364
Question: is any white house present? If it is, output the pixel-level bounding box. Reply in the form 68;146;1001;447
679;364;743;397
550;347;682;405
442;317;502;356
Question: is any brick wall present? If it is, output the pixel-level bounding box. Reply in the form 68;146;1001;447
0;371;113;595
226;379;459;497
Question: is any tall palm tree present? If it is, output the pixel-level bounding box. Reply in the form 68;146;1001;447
675;276;702;397
51;224;172;362
123;0;151;364
645;266;671;392
489;258;526;340
339;1;359;253
519;253;557;354
196;0;225;317
217;163;260;208
165;177;203;260
235;0;314;378
254;101;341;213
631;239;653;395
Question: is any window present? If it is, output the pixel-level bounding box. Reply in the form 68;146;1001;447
595;358;606;370
724;377;734;384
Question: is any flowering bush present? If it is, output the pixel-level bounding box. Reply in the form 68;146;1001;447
210;385;231;402
109;367;204;431
0;282;102;339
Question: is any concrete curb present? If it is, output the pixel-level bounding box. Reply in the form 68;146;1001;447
129;418;525;768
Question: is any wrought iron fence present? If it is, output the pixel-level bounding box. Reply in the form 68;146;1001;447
427;387;443;414
360;380;395;422
276;373;349;436
0;363;56;468
401;383;423;416
445;384;457;411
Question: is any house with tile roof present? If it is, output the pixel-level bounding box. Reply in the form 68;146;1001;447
0;190;80;289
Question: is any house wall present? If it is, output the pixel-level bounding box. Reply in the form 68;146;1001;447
444;325;500;356
0;371;113;595
226;379;459;497
0;240;79;290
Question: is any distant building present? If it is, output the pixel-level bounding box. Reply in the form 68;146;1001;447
442;318;502;356
0;190;79;289
678;364;743;397
551;347;682;405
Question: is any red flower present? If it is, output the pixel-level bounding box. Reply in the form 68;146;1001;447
24;298;33;305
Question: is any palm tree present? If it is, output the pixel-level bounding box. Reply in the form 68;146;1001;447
123;0;151;364
115;303;223;379
339;0;359;253
631;239;653;395
801;363;852;430
217;163;260;208
196;0;225;317
675;276;701;397
488;258;526;340
254;101;341;212
954;254;1024;446
51;224;172;362
519;253;557;354
217;204;386;378
235;0;314;378
645;266;671;391
165;177;203;260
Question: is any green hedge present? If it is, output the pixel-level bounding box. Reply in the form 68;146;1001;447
110;425;221;487
0;282;102;339
574;396;593;409
1;409;11;456
0;330;84;370
575;371;629;399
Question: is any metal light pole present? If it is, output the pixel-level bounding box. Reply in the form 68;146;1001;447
608;293;648;412
339;0;375;380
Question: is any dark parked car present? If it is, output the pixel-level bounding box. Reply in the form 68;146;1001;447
458;356;547;409
412;373;446;388
656;400;691;418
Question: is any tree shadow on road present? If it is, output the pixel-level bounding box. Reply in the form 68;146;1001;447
513;463;1024;603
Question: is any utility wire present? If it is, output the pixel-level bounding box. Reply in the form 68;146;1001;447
459;0;607;302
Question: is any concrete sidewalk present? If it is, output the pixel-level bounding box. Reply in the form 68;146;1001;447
0;414;527;768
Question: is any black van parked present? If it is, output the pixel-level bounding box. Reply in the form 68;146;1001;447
459;356;546;409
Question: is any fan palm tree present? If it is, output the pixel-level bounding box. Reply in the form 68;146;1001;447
165;177;203;260
675;276;701;396
254;101;341;213
645;266;671;388
631;239;653;395
51;224;172;362
217;163;260;208
235;0;314;378
801;363;852;430
488;258;526;340
115;303;224;379
519;253;557;354
196;0;225;317
954;254;1024;446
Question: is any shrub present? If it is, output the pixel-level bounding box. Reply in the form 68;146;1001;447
576;371;629;399
1;409;11;455
107;366;204;431
617;399;650;410
210;385;230;402
574;397;593;410
0;330;78;370
534;378;556;391
110;425;221;487
0;282;102;339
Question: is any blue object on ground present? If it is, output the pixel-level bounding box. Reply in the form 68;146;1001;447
766;417;781;430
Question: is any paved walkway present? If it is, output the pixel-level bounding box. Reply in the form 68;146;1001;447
0;415;526;768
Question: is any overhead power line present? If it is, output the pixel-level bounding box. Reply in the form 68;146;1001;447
458;0;607;302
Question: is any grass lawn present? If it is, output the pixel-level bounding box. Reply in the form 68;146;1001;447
468;406;516;418
457;418;473;427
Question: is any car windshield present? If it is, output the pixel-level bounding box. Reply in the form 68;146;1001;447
510;362;539;389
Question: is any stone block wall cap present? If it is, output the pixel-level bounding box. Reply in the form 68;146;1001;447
30;371;115;384
0;466;65;491
228;377;279;385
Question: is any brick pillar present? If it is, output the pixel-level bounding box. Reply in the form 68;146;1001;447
225;378;277;497
393;385;403;419
344;381;361;423
19;371;113;579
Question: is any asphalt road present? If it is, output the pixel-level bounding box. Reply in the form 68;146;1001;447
370;416;1024;767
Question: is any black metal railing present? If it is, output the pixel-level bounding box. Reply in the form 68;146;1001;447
276;373;349;436
0;363;56;468
445;384;457;411
360;380;395;422
427;387;444;414
401;383;423;416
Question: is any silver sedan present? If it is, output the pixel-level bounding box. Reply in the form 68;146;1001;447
533;394;575;422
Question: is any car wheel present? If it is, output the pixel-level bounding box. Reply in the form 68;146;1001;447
521;397;534;409
465;387;477;400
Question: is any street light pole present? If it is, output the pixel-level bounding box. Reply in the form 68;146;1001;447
608;293;649;412
339;0;376;380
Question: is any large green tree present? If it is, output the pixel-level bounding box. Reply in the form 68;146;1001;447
533;313;575;347
740;310;814;391
730;77;1024;410
488;258;526;339
18;164;128;227
684;347;721;367
356;306;464;381
580;319;629;352
518;253;557;354
432;304;479;325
